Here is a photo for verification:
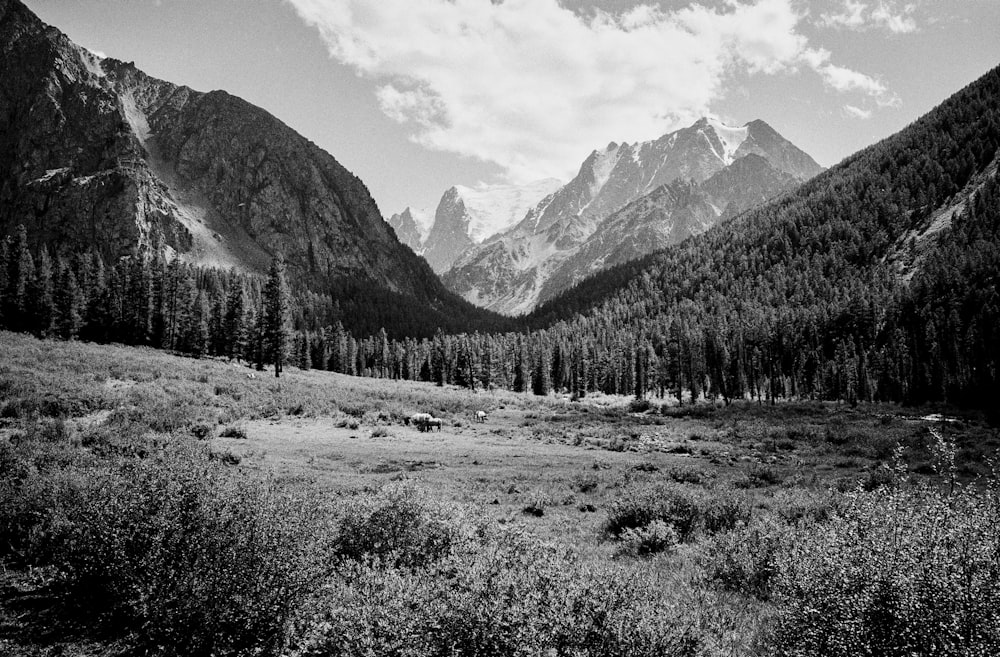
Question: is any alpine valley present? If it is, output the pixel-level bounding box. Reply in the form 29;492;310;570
3;2;1000;656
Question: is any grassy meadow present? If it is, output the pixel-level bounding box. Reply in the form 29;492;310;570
2;331;999;656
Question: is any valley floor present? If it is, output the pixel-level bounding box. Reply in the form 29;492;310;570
1;331;998;656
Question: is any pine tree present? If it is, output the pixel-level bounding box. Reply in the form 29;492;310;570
54;259;84;340
30;246;55;337
264;254;290;378
298;331;311;370
83;253;110;343
532;340;551;396
4;225;33;333
186;290;211;358
126;253;153;345
224;279;248;361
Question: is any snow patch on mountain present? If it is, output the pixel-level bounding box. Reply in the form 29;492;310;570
706;118;749;164
407;207;434;242
589;143;622;197
453;178;563;243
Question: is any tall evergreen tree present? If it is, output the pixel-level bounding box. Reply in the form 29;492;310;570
30;246;55;337
54;259;84;340
264;254;291;378
4;225;33;333
224;279;248;361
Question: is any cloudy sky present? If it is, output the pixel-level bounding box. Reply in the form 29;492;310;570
25;0;1000;217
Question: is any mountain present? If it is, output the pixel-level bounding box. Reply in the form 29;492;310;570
0;0;500;334
539;153;800;301
443;118;823;315
517;64;1000;408
386;207;430;254
403;179;562;273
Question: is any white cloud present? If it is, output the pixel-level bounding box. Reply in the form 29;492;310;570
288;0;895;182
821;1;919;34
843;104;873;119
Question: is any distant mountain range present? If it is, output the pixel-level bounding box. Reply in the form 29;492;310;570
438;117;823;315
0;0;504;335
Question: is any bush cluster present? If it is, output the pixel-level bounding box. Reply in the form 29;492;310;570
605;482;751;547
292;527;708;657
766;481;1000;656
332;483;474;569
4;442;335;657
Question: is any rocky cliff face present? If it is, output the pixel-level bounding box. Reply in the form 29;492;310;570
538;155;800;304
442;118;822;315
422;187;475;272
387;207;425;254
0;0;449;301
398;179;562;274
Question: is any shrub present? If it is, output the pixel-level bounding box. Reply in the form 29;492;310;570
189;422;214;439
335;417;359;430
606;483;703;541
291;528;709;657
666;465;711;485
701;490;752;534
46;446;335;656
573;472;601;493
629;398;654;413
618;520;679;557
219;424;248;439
333;483;473;568
734;463;784;488
703;515;795;600
768;482;1000;656
767;488;839;524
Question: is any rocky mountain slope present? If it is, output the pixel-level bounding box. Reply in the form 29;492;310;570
0;0;458;305
391;179;561;273
387;207;429;254
539;153;800;302
442;118;823;315
526;64;1000;338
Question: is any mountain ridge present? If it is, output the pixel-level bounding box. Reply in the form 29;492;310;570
442;117;823;315
0;0;480;316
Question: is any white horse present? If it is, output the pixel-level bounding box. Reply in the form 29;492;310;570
407;412;432;427
475;411;487;423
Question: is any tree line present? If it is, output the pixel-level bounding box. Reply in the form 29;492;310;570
2;166;996;409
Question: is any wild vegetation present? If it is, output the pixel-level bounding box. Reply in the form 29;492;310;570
1;332;998;656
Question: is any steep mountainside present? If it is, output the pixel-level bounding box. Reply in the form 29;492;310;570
538;154;799;304
0;0;468;311
525;62;1000;399
422;187;475;273
444;118;822;315
387;207;426;254
399;179;561;273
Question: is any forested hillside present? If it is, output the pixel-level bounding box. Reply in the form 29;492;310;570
0;0;514;339
1;6;997;410
312;63;998;410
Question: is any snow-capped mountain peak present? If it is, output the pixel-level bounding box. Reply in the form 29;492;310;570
441;116;825;315
704;117;750;165
453;178;563;244
588;142;624;198
398;178;563;273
